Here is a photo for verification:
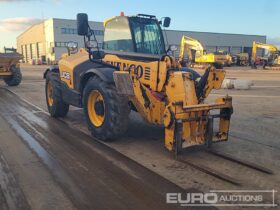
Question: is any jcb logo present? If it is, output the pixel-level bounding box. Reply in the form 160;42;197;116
61;72;71;80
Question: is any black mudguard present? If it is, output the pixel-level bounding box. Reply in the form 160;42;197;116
43;65;59;79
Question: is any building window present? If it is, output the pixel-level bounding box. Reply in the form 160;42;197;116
61;28;67;34
54;42;78;48
61;27;104;36
93;30;104;36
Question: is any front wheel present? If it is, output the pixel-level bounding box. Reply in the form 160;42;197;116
45;72;69;117
4;65;22;86
83;76;130;141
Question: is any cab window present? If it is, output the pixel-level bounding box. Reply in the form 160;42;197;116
103;17;134;52
130;17;166;55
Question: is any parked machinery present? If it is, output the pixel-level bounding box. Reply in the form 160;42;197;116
44;13;233;154
251;41;280;70
234;53;249;66
0;49;22;86
178;36;228;69
213;51;233;67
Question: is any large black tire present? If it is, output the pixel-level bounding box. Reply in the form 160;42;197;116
45;72;69;118
4;65;22;86
83;76;130;141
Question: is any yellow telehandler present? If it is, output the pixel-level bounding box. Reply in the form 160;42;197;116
44;13;233;154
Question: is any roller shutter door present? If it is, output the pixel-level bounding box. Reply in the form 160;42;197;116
31;43;37;59
37;43;43;59
206;46;216;53
26;45;32;63
22;45;27;63
230;47;242;55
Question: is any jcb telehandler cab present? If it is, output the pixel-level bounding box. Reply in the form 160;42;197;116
44;13;233;154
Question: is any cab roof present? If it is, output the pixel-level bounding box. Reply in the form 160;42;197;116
103;14;158;27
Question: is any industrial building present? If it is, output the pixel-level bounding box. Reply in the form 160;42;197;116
17;18;104;64
17;18;266;64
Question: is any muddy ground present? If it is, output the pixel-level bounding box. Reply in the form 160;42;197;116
0;64;279;210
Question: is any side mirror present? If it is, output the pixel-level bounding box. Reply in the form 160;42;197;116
167;45;177;56
86;40;98;49
77;13;89;36
163;17;171;28
169;45;177;52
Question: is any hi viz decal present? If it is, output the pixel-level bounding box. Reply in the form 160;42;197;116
107;61;144;79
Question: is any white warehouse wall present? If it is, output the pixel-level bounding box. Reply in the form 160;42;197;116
52;18;104;61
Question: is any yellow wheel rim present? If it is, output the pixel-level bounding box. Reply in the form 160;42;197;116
87;90;105;127
47;81;54;106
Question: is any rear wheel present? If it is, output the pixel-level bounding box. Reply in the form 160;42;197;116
45;72;69;117
83;76;129;141
4;65;22;86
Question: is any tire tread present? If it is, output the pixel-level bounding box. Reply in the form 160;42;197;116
83;76;129;141
45;72;69;118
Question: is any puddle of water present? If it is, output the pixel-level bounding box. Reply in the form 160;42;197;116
6;117;54;168
4;116;86;204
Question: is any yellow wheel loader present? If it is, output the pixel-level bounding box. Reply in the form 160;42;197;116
251;41;280;70
44;13;233;154
0;50;22;86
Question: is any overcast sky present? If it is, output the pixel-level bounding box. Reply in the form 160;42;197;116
0;0;279;50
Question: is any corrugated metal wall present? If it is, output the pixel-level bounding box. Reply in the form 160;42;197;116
164;30;266;58
217;46;230;52
230;47;242;54
206;46;217;53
